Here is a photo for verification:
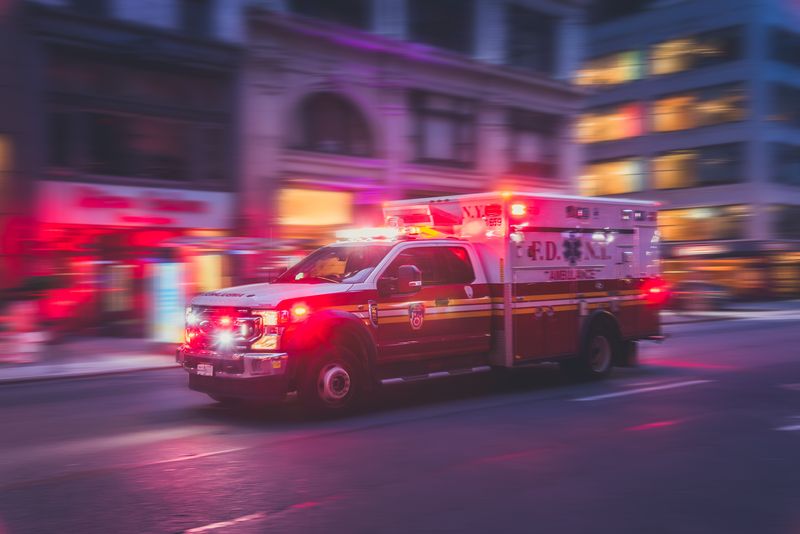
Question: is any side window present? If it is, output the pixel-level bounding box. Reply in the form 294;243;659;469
380;246;474;286
440;247;475;284
381;247;447;285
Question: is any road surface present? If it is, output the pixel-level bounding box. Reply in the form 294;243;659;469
0;313;798;533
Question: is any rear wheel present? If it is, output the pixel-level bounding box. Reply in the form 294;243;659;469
299;346;362;415
561;324;615;380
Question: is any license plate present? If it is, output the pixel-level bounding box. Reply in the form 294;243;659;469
197;363;214;377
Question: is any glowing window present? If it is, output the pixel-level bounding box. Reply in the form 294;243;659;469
577;50;645;88
654;144;743;189
659;205;748;242
278;189;353;226
579;158;644;196
653;84;745;133
578;102;644;143
651;27;741;76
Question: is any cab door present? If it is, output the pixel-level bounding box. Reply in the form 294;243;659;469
375;245;491;365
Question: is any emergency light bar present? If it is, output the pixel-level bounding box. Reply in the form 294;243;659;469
335;227;400;241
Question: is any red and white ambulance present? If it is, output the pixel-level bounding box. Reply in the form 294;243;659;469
177;192;665;412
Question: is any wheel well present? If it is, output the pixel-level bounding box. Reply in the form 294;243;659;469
329;326;375;386
584;311;624;364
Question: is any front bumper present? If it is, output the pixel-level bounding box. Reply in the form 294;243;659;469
176;346;291;402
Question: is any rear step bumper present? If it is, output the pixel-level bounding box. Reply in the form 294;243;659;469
381;365;492;386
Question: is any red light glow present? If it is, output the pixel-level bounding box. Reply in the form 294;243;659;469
625;419;683;432
642;278;670;306
291;304;309;320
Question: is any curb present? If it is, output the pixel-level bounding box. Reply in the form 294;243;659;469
0;363;181;386
661;316;735;326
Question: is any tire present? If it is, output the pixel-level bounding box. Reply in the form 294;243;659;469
298;346;362;415
561;323;616;380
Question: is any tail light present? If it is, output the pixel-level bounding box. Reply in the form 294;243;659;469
642;278;669;306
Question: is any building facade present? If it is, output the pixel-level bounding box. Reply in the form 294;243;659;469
239;0;587;279
0;0;247;339
579;0;800;298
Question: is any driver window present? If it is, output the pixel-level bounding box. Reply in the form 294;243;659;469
381;247;446;285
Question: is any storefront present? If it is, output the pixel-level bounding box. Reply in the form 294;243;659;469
34;181;235;341
662;241;800;299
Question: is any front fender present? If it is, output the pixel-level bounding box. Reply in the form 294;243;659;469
282;309;378;385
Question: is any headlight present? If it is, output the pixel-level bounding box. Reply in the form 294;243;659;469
185;306;200;326
252;310;278;326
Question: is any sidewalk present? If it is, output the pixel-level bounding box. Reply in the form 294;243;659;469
662;299;800;325
0;337;178;384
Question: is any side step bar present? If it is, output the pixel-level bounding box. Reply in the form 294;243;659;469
380;365;492;386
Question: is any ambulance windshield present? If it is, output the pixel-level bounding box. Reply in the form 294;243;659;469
274;244;393;284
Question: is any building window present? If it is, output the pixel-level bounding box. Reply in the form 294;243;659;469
47;112;73;169
652;84;745;133
180;0;213;39
410;91;476;167
579;158;644;196
508;109;558;176
408;0;473;54
577;50;645;88
44;49;231;185
659;205;749;242
770;27;800;67
506;4;556;75
290;0;371;29
771;205;800;240
772;144;800;186
578;102;644;143
71;0;108;17
771;84;800;127
86;113;191;181
588;0;657;24
651;27;742;76
653;143;743;190
293;92;373;157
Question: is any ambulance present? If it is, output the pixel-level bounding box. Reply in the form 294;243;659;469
177;192;666;413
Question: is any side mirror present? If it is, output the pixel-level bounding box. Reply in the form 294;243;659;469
397;264;422;294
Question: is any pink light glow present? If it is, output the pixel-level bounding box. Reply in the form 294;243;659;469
625;419;683;432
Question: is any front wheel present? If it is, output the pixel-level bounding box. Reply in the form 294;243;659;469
298;347;362;415
560;324;615;380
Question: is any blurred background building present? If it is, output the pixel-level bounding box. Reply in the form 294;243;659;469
0;0;588;341
239;0;587;281
0;0;248;339
578;0;800;299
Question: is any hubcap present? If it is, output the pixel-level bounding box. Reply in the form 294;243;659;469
589;335;611;373
318;363;351;404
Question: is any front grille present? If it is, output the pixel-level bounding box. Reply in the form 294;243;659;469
186;306;262;352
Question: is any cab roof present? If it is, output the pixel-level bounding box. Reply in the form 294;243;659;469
385;192;659;207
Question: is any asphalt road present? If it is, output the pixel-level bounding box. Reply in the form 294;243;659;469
0;314;799;534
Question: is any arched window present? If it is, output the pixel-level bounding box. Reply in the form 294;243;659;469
293;92;373;157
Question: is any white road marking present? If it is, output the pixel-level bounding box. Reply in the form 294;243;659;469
0;426;225;467
185;512;266;533
775;424;800;432
572;380;712;402
144;447;249;467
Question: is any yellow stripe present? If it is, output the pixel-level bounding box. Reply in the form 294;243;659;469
448;297;491;306
427;310;491;321
511;304;578;315
380;310;493;324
